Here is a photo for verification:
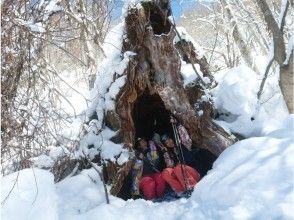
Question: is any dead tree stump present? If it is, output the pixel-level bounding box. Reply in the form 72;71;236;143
100;1;236;196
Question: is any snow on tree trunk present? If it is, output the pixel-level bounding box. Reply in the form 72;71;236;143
101;1;236;196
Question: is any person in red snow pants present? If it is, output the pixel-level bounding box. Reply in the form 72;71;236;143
132;137;166;200
139;173;166;200
160;134;201;193
162;164;200;193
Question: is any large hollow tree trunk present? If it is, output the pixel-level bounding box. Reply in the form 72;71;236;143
106;1;236;196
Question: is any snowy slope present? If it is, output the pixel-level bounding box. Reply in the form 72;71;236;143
2;2;293;218
212;65;289;137
2;115;293;220
1;169;58;220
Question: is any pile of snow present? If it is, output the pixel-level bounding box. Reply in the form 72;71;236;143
212;65;289;137
76;127;129;165
49;146;70;160
76;20;135;165
1;169;58;220
181;61;211;86
190;115;294;219
2;115;293;220
30;146;72;169
30;155;55;168
56;169;107;219
121;0;143;15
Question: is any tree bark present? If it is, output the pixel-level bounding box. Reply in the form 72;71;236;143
108;1;236;196
280;49;293;113
256;0;293;113
256;0;286;65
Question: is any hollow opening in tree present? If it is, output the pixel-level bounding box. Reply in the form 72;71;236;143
133;90;173;140
142;2;171;35
117;90;174;200
116;90;218;201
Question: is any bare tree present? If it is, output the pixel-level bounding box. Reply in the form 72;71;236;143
219;0;257;72
1;0;113;175
256;0;293;113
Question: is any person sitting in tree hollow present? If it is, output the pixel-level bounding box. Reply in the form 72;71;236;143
131;137;166;200
159;134;201;195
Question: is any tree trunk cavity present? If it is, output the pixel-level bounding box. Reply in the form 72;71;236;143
104;1;236;196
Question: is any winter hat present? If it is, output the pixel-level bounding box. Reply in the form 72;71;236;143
153;133;161;144
136;137;145;148
161;134;170;143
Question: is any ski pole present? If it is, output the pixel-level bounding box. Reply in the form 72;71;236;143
170;115;189;192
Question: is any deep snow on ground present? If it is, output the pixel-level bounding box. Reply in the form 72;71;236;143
2;63;294;220
212;65;289;137
2;114;293;220
2;6;294;219
1;169;58;220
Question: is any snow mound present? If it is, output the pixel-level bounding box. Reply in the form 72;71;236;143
77;22;132;164
212;65;289;137
59;116;293;219
30;154;55;168
214;65;259;116
56;168;107;219
77;127;129;165
2;117;293;219
190;116;294;219
1;169;58;220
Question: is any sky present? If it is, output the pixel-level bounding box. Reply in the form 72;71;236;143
112;0;212;21
171;0;199;17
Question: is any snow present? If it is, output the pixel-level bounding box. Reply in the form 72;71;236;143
180;60;211;87
30;155;55;168
77;127;129;165
56;169;106;219
181;62;204;86
43;0;61;21
2;117;293;219
214;65;259;117
174;26;205;58
285;34;293;65
15;19;46;33
212;65;289;137
49;146;70;161
74;20;134;165
122;0;142;15
2;3;293;219
279;0;289;28
27;22;46;33
191;120;294;219
88;22;135;132
1;169;58;220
